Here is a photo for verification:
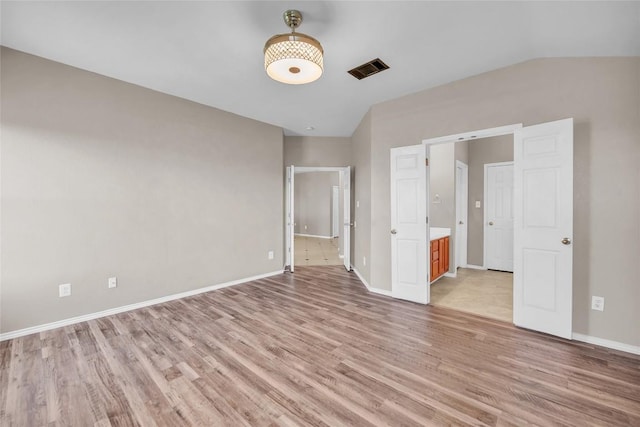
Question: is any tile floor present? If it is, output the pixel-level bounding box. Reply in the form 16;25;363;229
430;268;513;322
294;235;342;266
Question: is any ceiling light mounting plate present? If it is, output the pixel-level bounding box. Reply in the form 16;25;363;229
284;10;302;30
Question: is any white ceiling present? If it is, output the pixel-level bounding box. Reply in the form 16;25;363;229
2;1;639;136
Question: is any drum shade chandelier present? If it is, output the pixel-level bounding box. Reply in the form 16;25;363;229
264;10;324;85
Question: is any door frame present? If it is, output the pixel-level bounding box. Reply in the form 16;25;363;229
483;161;514;271
285;166;352;272
421;124;522;317
455;160;469;269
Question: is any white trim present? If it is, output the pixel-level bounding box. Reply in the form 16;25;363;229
294;233;333;239
0;270;284;341
422;123;523;146
352;267;392;297
444;272;457;278
572;333;640;356
294;166;345;173
464;264;487;270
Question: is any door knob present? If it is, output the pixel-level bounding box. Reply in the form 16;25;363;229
459;221;464;225
488;221;494;226
390;229;397;235
561;237;571;245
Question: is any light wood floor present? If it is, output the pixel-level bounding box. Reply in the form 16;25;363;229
430;268;513;322
2;266;639;426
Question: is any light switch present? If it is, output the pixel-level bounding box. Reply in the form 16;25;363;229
475;200;481;208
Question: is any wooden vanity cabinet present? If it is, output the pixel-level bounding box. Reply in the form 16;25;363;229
430;236;449;283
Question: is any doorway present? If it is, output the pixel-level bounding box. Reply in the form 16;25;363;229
390;119;574;339
428;138;514;322
285;166;351;272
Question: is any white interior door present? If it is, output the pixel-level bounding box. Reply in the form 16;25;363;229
390;145;428;304
341;167;351;271
514;118;573;339
332;186;340;237
285;166;295;272
484;162;514;271
455;161;468;268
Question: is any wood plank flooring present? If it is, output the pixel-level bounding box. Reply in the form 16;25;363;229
1;266;639;426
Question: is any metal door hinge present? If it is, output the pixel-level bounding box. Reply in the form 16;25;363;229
425;158;429;166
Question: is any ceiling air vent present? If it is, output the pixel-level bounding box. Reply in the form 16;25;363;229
347;58;389;80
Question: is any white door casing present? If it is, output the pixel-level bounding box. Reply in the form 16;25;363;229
286;166;352;272
390;145;428;304
484;162;514;272
342;167;351;271
455;161;468;268
513;118;573;339
285;166;295;272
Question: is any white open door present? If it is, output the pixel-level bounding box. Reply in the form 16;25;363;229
285;166;295;272
342;167;351;271
484;162;514;272
391;145;428;304
514;118;573;339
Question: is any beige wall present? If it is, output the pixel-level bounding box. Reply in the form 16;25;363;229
294;172;339;237
429;143;455;230
1;48;284;333
363;57;640;346
467;135;514;266
284;136;351;167
351;111;372;283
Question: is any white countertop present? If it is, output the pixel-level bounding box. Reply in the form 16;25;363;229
430;227;451;241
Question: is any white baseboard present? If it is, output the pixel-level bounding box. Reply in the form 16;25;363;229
294;233;332;239
351;266;392;297
444;271;457;278
464;264;487;270
0;269;285;342
572;333;640;356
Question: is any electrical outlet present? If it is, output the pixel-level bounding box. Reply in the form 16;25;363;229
356;200;360;208
304;225;308;230
59;283;71;297
475;200;481;208
591;296;605;311
108;277;117;288
363;256;366;266
268;250;274;260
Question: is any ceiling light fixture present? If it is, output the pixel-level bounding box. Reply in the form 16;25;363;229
264;10;324;85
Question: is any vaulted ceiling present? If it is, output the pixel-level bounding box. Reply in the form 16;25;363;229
2;1;639;136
